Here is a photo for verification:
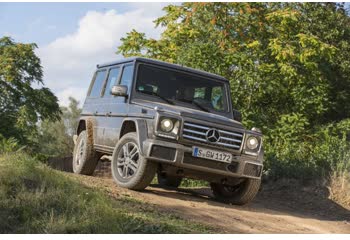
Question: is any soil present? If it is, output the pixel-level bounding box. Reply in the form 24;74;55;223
70;171;350;234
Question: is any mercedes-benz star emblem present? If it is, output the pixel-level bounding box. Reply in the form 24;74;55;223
206;129;220;143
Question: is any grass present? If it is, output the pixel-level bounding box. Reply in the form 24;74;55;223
328;173;350;209
0;153;213;233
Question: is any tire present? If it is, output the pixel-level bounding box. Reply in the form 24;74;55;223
157;172;182;188
72;130;99;175
111;132;157;190
210;178;261;205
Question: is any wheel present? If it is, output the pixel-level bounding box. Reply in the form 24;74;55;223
72;130;99;175
111;132;157;190
210;178;261;205
157;172;182;188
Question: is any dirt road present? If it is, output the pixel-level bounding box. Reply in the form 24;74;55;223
73;173;350;234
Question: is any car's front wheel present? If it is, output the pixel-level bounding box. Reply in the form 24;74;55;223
111;132;157;190
210;178;261;205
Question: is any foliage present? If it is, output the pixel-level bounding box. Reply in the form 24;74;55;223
0;37;60;146
117;3;350;179
0;153;212;233
0;134;20;154
35;97;81;157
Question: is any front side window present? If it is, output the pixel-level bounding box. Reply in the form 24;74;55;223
89;70;107;98
120;65;134;90
103;67;120;98
135;64;229;112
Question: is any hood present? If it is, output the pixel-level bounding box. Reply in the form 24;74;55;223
133;99;244;129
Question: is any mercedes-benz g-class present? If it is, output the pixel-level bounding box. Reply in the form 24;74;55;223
73;57;263;205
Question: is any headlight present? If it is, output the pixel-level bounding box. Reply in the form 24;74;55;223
160;118;174;132
155;115;181;139
246;136;259;150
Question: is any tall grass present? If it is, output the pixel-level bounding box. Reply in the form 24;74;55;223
0;153;212;233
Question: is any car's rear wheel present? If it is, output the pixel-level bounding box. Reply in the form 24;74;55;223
72;130;99;175
157;172;182;188
111;132;157;190
210;178;261;205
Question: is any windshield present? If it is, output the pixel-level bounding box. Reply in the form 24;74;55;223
135;64;229;113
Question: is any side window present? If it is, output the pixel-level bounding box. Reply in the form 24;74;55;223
89;70;106;98
120;65;134;90
103;67;120;98
194;87;206;99
211;86;225;111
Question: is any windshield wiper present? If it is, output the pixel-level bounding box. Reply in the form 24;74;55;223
139;90;174;105
177;98;209;112
191;100;209;112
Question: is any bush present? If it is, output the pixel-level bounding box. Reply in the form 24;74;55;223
0;134;21;154
265;118;350;180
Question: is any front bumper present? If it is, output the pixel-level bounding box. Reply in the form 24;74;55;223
142;138;263;180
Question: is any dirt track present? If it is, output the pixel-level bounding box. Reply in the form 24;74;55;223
72;173;350;234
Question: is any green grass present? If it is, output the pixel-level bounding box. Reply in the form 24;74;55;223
0;153;213;233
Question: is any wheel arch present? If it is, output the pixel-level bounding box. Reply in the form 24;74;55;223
76;118;96;146
119;118;149;155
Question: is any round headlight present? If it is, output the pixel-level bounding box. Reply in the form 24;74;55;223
160;119;174;132
246;136;259;150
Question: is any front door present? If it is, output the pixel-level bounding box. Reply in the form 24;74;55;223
101;64;134;148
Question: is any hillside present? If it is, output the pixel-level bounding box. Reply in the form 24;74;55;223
1;153;349;233
0;153;212;233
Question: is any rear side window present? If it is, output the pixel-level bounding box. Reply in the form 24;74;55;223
120;65;134;90
103;67;121;98
89;70;106;97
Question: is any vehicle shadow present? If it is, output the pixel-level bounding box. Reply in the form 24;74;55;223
147;182;350;223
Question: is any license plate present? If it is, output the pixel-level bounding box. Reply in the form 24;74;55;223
192;146;232;163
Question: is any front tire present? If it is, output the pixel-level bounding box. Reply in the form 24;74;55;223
72;130;99;175
210;178;261;205
111;132;157;190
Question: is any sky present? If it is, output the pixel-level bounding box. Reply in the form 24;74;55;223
0;2;169;106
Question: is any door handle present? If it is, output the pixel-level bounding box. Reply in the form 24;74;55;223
106;112;111;117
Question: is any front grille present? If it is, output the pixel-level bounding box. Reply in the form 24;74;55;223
243;163;262;177
182;121;244;150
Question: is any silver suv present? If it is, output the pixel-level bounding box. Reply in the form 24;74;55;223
73;57;263;205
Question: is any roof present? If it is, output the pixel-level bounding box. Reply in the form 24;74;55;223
96;57;228;82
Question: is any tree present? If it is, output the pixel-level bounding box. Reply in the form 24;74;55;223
36;97;82;157
0;37;60;145
117;3;350;130
117;3;350;178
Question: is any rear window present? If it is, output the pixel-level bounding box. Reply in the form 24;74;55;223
89;70;107;98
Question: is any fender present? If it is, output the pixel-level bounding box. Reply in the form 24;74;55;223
74;117;96;147
120;118;149;156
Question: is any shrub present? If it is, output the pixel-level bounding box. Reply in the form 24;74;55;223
265;118;350;181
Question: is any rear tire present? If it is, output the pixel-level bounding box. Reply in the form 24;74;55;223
157;172;182;188
210;178;261;205
111;132;157;190
72;130;99;175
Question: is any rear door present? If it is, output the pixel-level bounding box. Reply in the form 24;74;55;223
82;69;108;146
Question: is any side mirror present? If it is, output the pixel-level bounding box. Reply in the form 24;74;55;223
111;85;128;97
233;109;242;122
